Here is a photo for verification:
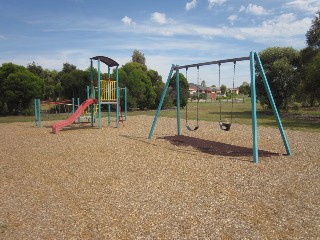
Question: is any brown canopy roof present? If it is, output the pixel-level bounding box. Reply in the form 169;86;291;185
91;56;119;67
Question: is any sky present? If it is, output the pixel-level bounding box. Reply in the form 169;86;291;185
0;0;319;87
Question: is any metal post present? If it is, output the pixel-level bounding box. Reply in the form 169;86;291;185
176;68;181;136
148;65;175;139
250;52;259;163
98;60;102;128
72;98;75;113
90;59;94;127
107;68;111;127
254;52;292;156
124;87;127;121
77;98;80;123
37;99;41;127
86;86;90;99
116;66;119;128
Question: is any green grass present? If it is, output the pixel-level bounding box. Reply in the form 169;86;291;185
1;98;319;132
129;98;320;132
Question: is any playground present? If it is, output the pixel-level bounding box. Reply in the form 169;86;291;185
1;54;319;239
1;115;319;239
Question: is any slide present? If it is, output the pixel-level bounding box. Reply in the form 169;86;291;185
52;98;98;134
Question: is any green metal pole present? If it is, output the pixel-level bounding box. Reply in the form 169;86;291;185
37;99;41;128
116;66;119;128
87;86;90;99
90;59;94;127
124;87;127;121
148;64;175;139
72;98;75;113
77;97;80;123
254;52;292;156
250;52;259;163
98;60;102;128
176;68;181;136
108;67;111;127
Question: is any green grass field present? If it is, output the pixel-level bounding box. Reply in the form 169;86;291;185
1;98;319;132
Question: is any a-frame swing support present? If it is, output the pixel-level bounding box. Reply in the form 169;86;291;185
148;51;292;163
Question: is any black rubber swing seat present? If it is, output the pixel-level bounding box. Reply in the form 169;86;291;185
186;124;199;131
219;121;231;131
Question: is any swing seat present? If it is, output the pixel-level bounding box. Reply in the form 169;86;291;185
219;121;231;131
186;124;199;131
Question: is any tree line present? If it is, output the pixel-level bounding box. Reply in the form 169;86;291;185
0;12;319;115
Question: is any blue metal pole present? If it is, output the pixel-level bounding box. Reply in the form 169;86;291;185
98;60;102;128
254;52;292;156
250;52;259;163
108;67;111;126
148;64;175;139
86;86;90;99
90;59;94;127
116;66;119;128
37;99;41;128
72;98;75;113
176;68;181;136
77;97;80;123
124;87;127;121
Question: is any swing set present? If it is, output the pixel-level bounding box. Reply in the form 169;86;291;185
148;52;292;163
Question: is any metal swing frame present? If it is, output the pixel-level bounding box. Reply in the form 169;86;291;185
148;52;292;164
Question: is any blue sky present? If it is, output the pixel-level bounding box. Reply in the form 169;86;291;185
0;0;319;87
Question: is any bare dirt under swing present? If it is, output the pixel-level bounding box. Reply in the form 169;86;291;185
0;115;319;239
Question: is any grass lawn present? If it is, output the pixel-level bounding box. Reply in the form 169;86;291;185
1;98;319;132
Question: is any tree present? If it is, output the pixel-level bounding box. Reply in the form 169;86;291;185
60;69;90;100
256;47;300;110
220;84;227;95
169;73;189;108
302;52;320;105
239;81;250;96
2;69;43;114
306;11;320;50
299;12;320;106
0;63;43;114
131;50;146;66
147;69;165;108
117;62;156;110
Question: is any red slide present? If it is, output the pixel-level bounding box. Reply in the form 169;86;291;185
52;98;98;134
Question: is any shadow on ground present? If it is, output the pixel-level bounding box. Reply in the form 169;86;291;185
159;135;282;158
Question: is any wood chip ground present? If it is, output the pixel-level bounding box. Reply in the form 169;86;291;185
1;115;319;239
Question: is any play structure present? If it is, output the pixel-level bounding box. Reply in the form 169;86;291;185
35;56;127;133
148;51;292;163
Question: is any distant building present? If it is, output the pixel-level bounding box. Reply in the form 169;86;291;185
188;83;239;100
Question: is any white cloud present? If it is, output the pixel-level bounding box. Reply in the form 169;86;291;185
285;0;320;14
186;0;198;11
234;13;312;47
240;4;270;15
151;12;167;25
121;16;136;27
228;15;238;22
208;0;226;9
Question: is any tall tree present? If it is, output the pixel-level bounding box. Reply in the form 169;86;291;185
131;50;146;66
169;73;189;108
2;68;43;114
256;47;300;110
239;81;250;96
220;84;227;95
306;11;320;50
